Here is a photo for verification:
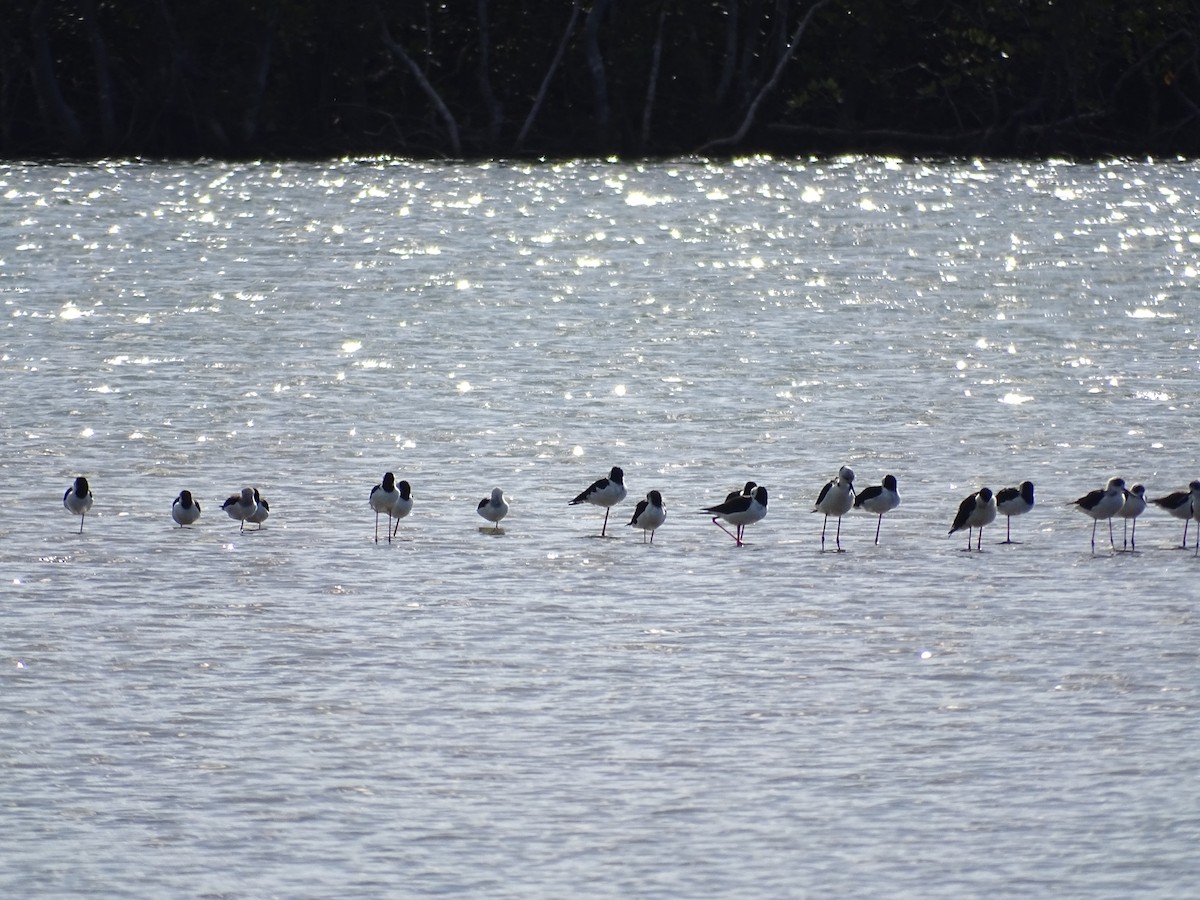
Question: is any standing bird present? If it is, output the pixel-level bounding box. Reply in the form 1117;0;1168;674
627;490;666;543
222;487;258;533
370;472;401;543
853;474;900;545
994;481;1035;544
390;480;414;540
702;485;768;547
1073;477;1127;552
171;490;202;527
248;489;270;529
1151;480;1200;549
813;466;856;551
569;466;626;537
63;476;93;534
477;487;510;533
1117;484;1146;551
948;487;997;551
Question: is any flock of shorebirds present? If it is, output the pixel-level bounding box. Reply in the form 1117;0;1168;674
58;467;1200;555
945;476;1200;554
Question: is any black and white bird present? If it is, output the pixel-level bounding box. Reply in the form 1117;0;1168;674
724;481;757;504
63;476;93;534
477;487;510;533
627;490;666;543
569;466;627;537
948;487;997;551
813;466;856;551
994;481;1035;544
390;480;414;539
1073;476;1127;552
1117;483;1146;552
702;485;768;547
222;486;258;533
853;474;900;545
1151;480;1200;550
248;489;270;529
171;490;201;527
370;472;402;543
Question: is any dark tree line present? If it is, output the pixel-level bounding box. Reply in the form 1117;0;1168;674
2;0;1198;161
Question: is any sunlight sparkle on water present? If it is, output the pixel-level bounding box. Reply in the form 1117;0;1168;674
626;191;666;207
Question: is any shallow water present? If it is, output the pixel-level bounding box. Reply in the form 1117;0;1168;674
2;157;1198;897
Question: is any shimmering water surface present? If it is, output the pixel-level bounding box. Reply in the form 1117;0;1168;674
2;157;1199;897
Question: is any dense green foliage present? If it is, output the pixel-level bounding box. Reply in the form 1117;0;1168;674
3;0;1198;160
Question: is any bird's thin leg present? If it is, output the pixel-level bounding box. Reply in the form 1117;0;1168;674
835;517;843;551
1090;519;1098;551
1107;519;1115;550
711;517;740;544
374;511;380;544
874;515;882;545
820;515;828;550
1130;519;1136;551
601;508;611;537
976;527;983;551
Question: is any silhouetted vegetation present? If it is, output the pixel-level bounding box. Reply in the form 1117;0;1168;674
2;0;1198;160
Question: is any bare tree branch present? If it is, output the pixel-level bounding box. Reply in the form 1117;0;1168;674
640;1;669;153
515;0;582;151
583;0;615;143
476;0;503;143
377;3;462;156
29;0;84;149
701;0;835;153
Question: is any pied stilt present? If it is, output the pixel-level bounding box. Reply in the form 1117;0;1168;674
1073;477;1126;552
853;474;900;545
813;466;855;551
948;487;997;551
569;466;627;537
63;476;93;534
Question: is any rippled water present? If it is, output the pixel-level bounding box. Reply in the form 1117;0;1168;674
2;157;1199;896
